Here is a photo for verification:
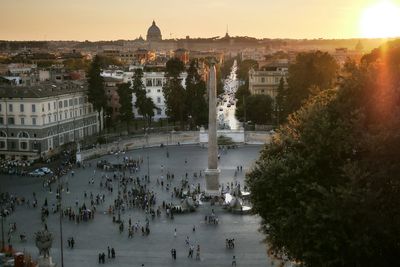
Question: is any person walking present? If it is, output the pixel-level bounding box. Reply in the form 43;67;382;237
196;245;200;260
232;255;237;266
111;247;115;258
107;246;110;258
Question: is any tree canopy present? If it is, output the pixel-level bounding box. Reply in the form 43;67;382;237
117;82;134;132
246;40;400;267
284;51;338;117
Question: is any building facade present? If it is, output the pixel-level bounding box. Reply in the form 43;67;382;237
0;81;100;160
248;64;288;99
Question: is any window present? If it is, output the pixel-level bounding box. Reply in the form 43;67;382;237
157;97;161;103
79;109;82;116
0;141;5;149
0;117;3;125
48;103;51;111
8;104;13;112
20;104;24;112
32;104;36;113
0;104;2;112
20;118;25;125
79;97;83;104
53;102;56;109
18;132;29;138
157;89;161;93
147;89;151;93
20;141;28;150
70;111;73;117
146;79;152;86
59;113;62;120
8;117;14;125
0;131;5;137
65;111;68;119
59;101;63;108
48;115;51;123
33;142;39;150
64;100;68;107
32;117;36;125
54;114;57;122
261;78;265;83
10;142;16;149
69;99;73;106
74;98;78;105
157;109;162;115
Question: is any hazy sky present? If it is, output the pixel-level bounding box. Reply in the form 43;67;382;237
0;0;398;40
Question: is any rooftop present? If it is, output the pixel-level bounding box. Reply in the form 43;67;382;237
0;81;87;99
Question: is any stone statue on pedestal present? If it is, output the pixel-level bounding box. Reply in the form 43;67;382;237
35;230;56;267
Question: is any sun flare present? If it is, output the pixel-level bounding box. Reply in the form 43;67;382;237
360;1;400;38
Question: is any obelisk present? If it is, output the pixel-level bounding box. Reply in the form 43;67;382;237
205;64;220;196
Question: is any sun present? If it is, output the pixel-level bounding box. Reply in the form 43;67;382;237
360;1;400;38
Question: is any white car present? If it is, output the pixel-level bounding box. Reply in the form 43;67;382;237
39;167;52;174
29;169;45;177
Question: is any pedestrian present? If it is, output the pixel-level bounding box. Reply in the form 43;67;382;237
111;247;115;258
98;253;102;264
101;252;106;263
232;255;236;266
67;238;71;248
173;249;176;259
196;245;200;260
174;228;177;238
70;237;75;248
107;246;110;258
192;225;196;232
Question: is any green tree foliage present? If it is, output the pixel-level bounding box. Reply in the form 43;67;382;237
275;77;285;124
132;69;157;128
185;60;208;128
63;58;90;71
220;56;236;79
284;51;338;117
236;59;258;81
246;40;400;267
234;83;251;121
87;55;107;131
163;58;187;128
245;95;273;124
117;82;133;132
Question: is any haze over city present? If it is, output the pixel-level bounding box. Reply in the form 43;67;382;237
1;0;400;40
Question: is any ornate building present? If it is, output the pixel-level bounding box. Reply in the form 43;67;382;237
146;21;162;42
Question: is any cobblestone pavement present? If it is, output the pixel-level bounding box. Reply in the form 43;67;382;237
1;144;280;267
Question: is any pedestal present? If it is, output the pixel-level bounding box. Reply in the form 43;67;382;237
205;168;220;196
37;256;56;267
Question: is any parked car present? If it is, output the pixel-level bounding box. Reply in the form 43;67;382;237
29;169;45;177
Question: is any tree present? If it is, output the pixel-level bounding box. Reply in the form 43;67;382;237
246;40;400;267
284;51;338;117
245;95;273;124
87;55;107;132
117;82;133;133
163;58;187;128
236;59;258;82
132;69;158;129
275;77;285;125
185;60;208;128
234;83;251;122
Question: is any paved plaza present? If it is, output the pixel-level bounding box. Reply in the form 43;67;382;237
1;144;276;266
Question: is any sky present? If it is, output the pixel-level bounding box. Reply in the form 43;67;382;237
0;0;399;41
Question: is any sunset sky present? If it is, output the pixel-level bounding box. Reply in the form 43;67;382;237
1;0;399;41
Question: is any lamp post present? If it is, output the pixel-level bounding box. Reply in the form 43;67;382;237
1;208;6;251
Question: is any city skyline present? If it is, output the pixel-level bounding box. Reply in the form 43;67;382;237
1;0;400;41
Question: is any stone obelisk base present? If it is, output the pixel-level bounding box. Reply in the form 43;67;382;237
205;168;220;196
37;256;56;267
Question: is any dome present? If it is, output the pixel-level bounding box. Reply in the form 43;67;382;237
146;20;162;42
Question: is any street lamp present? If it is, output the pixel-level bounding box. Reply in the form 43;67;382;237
1;208;7;251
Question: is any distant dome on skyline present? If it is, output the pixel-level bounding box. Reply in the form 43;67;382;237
147;20;162;42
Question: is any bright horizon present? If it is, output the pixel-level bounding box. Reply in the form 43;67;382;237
1;0;400;41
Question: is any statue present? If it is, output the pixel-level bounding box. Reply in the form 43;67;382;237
35;230;53;258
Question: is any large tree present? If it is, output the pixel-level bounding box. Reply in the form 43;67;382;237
246;40;400;267
245;95;274;124
234;83;251;122
117;82;134;133
87;55;107;132
132;69;157;129
185;60;208;128
284;51;338;117
163;58;186;128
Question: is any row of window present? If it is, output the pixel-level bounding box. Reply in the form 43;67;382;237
0;97;86;114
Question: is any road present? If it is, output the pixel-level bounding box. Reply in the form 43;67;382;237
218;60;240;131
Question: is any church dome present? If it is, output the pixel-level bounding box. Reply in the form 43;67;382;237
146;20;162;42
